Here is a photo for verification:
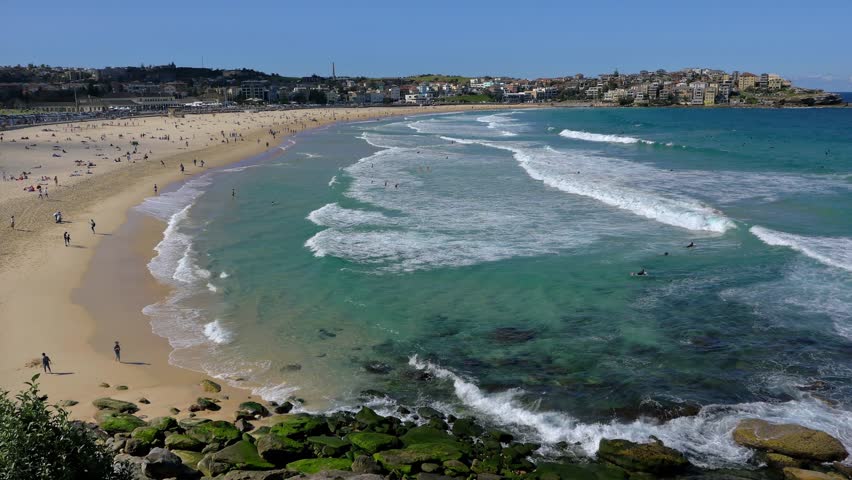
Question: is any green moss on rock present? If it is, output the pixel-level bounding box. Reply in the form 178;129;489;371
733;419;848;462
597;438;689;475
172;449;205;469
165;433;204;451
199;440;275;475
286;457;353;474
348;432;398;454
269;413;327;439
189;420;241;444
92;397;139;413
95;410;147;433
131;426;160;445
256;433;305;465
201;379;222;393
373;443;464;473
533;462;629;480
147;416;178;432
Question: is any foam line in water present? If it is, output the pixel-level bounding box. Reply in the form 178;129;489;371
750;226;852;273
440;136;735;233
203;319;233;344
559;129;654;145
409;355;852;468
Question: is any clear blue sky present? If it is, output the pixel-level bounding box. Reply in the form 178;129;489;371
3;0;851;90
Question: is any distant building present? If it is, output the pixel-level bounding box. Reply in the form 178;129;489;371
738;73;758;91
240;80;267;101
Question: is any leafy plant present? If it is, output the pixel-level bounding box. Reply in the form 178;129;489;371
0;375;133;480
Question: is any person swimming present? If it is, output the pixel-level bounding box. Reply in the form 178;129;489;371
686;242;695;248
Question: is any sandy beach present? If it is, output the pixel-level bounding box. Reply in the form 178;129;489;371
0;105;522;424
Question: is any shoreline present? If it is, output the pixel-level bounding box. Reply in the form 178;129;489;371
0;105;533;426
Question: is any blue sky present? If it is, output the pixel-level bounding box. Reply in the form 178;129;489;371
2;0;851;90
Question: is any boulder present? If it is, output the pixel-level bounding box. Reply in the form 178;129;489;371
197;397;221;411
116;385;129;391
178;417;212;429
286;458;353;474
733;419;848;462
256;433;305;465
188;420;242;445
201;379;222;393
237;401;270;419
348;432;399;454
451;418;484;438
354;407;385;429
141;447;196;479
198;440;275;476
166;433;205;451
92;397;139;413
597;438;690;475
783;468;837;480
148;416;178;432
96;410;147;434
532;462;629;480
373;443;464;474
236;418;255;433
307;435;351;457
274;402;294;414
351;455;382;474
131;426;161;446
172;449;205;469
765;453;804;469
401;426;468;453
124;438;150;456
138;398;151;405
417;407;444;420
269;413;328;439
59;399;79;407
363;361;392;374
222;469;292;480
443;459;470;476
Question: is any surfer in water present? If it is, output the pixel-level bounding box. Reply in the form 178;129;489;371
631;268;648;277
686;241;695;248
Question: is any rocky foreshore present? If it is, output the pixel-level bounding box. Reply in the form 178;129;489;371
81;381;850;480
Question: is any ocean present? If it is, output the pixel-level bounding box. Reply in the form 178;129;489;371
136;108;852;468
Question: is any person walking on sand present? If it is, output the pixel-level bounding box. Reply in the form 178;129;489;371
41;353;52;374
180;163;185;173
154;184;158;195
113;341;121;362
90;219;96;234
63;231;70;247
10;215;14;230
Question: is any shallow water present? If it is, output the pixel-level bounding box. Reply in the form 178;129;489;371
137;108;852;468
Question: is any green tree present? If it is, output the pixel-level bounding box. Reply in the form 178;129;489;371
308;90;327;105
0;375;133;480
292;91;308;104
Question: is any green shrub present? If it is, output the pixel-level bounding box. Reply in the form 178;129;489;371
0;375;133;480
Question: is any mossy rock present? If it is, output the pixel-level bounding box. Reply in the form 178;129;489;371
354;407;385;428
237;401;269;418
172;449;205;469
147;416;178;432
348;432;399;454
201;379;222;393
256;433;305;465
782;468;837;480
165;433;204;451
597;438;689;475
178;417;211;429
733;419;848;462
286;457;353;474
131;426;161;445
307;435;351;457
443;459;470;475
373;443;464;473
197;397;221;411
189;420;241;444
400;426;469;453
92;397;139;413
471;456;501;475
532;462;629;480
269;413;327;439
95;410;147;434
59;399;78;407
451;417;484;438
116;385;129;391
765;452;803;469
198;440;275;475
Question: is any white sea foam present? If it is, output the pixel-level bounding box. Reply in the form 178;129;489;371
219;271;229;279
440;136;735;233
203;319;234;345
559;129;654;145
307;203;395;228
409;355;852;468
750;226;852;273
206;283;218;293
328;175;338;187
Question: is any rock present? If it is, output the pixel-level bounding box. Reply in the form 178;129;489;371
201;379;222;393
532;462;629;480
189;420;242;445
486;430;514;443
597;438;690;475
100;382;111;388
59;399;79;407
117;385;129;391
96;410;147;434
281;364;302;372
131;426;162;446
256;433;305;465
400;426;468;454
733;419;848;462
237;401;270;419
166;433;205;451
148;416;178;432
236;418;255;433
416;474;454;480
354;407;385;429
172;449;205;469
421;463;440;473
138;398;151;405
198;440;275;476
124;438;150;456
93;397;140;413
197;397;222;411
363;362;392;374
286;458;353;474
373;444;464;474
108;437;127;453
490;327;536;344
189;404;203;412
348;432;399;454
307;435;351;457
274;402;294;414
451;417;484;438
443;459;470;476
783;468;837;480
417;407;444;420
765;453;803;469
833;463;852;479
179;417;212;429
351;455;382;474
471;457;500;475
170;407;181;415
141;447;195;479
114;453;145;479
222;469;292;480
269;413;328;439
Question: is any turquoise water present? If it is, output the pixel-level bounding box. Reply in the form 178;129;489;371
138;109;852;467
